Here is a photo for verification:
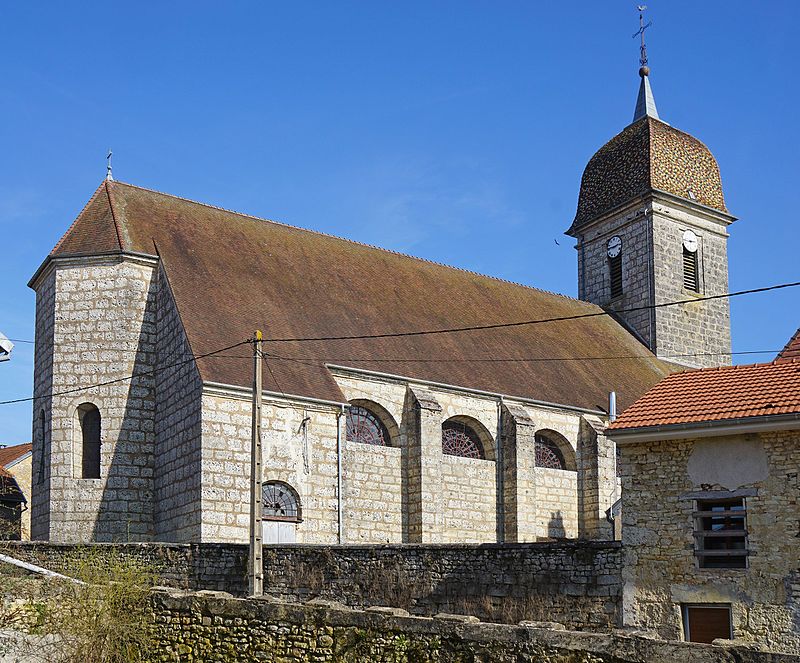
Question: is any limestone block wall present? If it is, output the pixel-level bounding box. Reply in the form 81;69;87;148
577;201;654;348
619;430;800;654
31;256;158;542
534;468;578;539
575;195;732;368
7;454;33;539
441;455;497;542
153;269;203;542
199;392;340;544
30;269;56;540
341;441;403;543
650;203;731;367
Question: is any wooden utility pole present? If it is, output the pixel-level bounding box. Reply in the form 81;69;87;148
248;330;264;596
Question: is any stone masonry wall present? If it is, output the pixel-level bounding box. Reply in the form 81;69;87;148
149;588;798;663
440;455;497;542
260;542;623;630
341;441;403;543
153;266;203;542
32;256;158;543
534;468;578;539
619;430;800;655
4;541;622;630
575;195;732;368
200;393;341;544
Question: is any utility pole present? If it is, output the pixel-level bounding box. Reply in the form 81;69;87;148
248;330;264;596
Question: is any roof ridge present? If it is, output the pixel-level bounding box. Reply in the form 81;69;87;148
109;180;595;308
104;180;124;251
50;182;107;255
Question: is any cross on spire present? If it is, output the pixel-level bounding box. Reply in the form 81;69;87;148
631;5;659;122
633;5;652;71
106;150;113;181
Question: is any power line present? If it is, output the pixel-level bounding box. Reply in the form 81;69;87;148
261;349;782;366
265;280;800;343
0;339;250;406
5;280;799;348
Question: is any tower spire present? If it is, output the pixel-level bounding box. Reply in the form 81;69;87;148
632;5;659;122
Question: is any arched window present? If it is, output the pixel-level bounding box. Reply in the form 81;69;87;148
262;481;302;522
535;432;568;470
346;405;390;446
442;420;485;459
78;403;101;479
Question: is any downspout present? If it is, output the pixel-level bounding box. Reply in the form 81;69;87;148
336;405;345;543
496;397;505;543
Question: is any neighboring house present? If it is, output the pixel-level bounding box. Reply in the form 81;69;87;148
29;65;734;545
607;334;800;654
0;443;33;539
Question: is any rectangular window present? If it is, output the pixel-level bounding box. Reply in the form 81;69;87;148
683;247;699;292
682;604;732;643
609;254;623;299
693;497;748;568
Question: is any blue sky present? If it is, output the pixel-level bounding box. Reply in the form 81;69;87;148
1;2;798;443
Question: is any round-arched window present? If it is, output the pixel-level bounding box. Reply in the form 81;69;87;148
346;405;390;446
442;420;484;459
535;433;567;470
262;481;301;522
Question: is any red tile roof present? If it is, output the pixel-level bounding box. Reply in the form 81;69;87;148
0;443;32;467
609;360;800;431
38;181;678;412
776;328;800;362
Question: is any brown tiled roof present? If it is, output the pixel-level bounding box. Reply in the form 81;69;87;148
776;328;800;362
0;443;32;467
569;117;727;232
45;181;678;411
609;360;800;431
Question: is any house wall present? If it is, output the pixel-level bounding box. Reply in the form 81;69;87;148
6;455;32;539
619;429;800;655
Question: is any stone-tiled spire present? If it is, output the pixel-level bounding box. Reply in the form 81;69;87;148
633;66;659;122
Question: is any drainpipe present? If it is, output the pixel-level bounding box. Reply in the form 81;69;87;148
336;405;345;543
496;397;505;543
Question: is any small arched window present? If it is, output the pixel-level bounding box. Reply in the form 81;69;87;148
346;405;390;446
535;433;567;470
442;420;485;459
262;481;302;522
78;403;101;479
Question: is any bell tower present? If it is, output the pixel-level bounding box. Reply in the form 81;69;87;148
565;23;735;368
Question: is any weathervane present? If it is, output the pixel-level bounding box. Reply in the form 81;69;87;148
633;5;652;73
106;149;113;181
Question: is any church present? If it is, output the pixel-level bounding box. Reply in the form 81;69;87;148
28;63;734;545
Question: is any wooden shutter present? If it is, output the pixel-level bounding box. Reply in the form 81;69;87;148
609;255;623;299
685;606;732;643
683;247;699;292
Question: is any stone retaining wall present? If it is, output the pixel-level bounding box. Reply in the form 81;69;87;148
4;541;622;629
149;588;798;663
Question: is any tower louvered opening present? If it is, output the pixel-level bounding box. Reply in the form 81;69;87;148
683;247;699;292
609;254;623;299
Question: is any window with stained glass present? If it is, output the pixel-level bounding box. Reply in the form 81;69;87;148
534;433;566;470
346;405;390;446
262;481;301;522
442;420;484;459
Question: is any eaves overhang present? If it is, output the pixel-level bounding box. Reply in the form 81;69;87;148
28;250;159;290
608;411;800;444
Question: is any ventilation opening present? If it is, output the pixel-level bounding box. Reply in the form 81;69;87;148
609;254;623;299
683;247;699;292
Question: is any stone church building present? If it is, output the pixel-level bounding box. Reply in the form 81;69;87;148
29;67;735;545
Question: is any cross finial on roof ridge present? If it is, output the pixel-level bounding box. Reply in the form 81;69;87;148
106;150;113;182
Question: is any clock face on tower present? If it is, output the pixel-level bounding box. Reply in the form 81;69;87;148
682;229;698;253
607;236;622;258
